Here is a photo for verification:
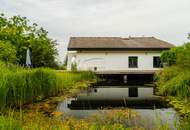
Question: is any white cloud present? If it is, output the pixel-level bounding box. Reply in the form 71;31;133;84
0;0;190;62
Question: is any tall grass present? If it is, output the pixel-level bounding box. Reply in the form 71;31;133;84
0;62;96;110
0;116;21;130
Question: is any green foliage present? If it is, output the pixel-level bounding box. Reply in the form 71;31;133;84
166;97;190;130
167;97;190;115
0;109;136;130
0;40;17;63
0;13;57;67
0;116;21;130
176;42;190;68
161;49;176;66
156;40;190;120
156;65;190;98
0;108;179;130
161;43;190;67
157;42;190;98
0;62;96;110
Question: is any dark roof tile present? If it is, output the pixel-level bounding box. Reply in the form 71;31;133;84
68;37;174;50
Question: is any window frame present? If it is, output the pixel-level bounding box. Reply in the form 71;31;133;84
129;87;138;97
128;56;138;68
153;56;162;68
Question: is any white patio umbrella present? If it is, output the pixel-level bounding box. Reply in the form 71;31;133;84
26;48;31;67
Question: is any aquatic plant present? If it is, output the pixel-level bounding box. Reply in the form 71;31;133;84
0;61;96;110
0;109;135;130
0;108;180;130
89;109;139;127
166;97;190;115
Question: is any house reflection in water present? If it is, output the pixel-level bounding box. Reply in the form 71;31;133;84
67;86;165;109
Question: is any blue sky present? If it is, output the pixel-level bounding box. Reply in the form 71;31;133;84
0;0;190;62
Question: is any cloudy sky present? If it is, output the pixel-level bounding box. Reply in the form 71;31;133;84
1;0;190;62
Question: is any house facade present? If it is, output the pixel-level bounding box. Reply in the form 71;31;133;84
67;37;174;74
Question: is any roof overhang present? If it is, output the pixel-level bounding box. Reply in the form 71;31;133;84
68;48;171;51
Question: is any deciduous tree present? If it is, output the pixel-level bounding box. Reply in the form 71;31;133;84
0;40;17;63
0;13;58;67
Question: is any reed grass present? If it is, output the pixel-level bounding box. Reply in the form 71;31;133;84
0;62;96;110
0;116;21;130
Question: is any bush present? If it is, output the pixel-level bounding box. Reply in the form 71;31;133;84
156;43;190;98
155;66;190;97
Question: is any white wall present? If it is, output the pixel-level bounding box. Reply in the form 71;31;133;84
67;51;161;71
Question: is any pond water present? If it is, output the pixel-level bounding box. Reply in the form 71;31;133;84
57;84;179;129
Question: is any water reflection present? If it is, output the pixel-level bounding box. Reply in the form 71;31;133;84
57;85;178;129
78;86;155;100
65;86;165;109
58;86;168;113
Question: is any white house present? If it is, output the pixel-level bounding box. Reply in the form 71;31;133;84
67;37;174;75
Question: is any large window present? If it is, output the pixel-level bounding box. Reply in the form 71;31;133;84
129;56;138;68
129;88;138;97
153;56;162;68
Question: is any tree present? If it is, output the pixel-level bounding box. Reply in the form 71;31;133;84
0;14;58;67
161;48;177;66
0;40;17;63
161;41;190;68
176;42;190;68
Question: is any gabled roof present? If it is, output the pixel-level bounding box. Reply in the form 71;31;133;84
68;37;174;51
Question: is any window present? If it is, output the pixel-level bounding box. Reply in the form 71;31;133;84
153;56;162;68
129;56;138;68
129;88;138;97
